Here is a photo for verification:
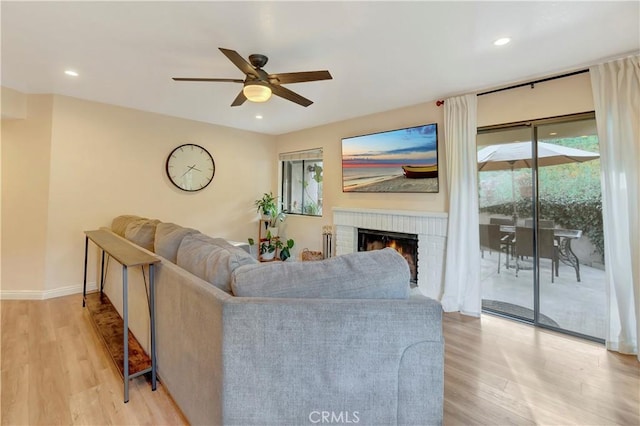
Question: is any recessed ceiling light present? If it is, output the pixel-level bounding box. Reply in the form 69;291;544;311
255;115;263;119
64;70;79;77
493;37;511;46
549;132;557;136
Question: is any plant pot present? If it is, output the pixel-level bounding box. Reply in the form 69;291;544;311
261;250;276;261
267;227;279;237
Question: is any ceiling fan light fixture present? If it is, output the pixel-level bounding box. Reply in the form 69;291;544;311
243;83;272;102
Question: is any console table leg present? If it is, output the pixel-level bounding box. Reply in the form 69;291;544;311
150;264;157;391
83;236;89;307
100;251;106;293
123;265;129;403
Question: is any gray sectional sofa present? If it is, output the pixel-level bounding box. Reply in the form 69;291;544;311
101;215;444;425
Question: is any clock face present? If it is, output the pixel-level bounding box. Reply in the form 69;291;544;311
166;144;215;192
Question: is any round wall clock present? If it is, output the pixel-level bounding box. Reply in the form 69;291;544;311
165;144;215;192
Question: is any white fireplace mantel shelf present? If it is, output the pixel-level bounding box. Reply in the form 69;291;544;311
332;207;448;219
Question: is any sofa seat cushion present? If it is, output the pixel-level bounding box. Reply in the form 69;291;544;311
231;248;410;299
124;218;161;252
111;215;145;237
176;233;258;294
155;222;198;263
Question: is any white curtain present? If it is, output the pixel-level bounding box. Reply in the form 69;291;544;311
590;55;640;360
441;94;481;316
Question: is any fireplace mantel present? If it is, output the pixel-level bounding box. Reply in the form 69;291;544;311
332;207;448;299
333;207;448;219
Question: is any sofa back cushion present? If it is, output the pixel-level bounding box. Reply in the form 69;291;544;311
154;222;198;263
231;248;410;299
111;215;145;237
124;219;161;252
176;233;258;294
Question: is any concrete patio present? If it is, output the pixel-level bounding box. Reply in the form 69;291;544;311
480;249;607;340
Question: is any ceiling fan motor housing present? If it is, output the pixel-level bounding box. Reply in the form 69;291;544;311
248;54;268;69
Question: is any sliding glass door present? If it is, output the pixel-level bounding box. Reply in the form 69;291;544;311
478;113;605;341
478;125;534;322
536;117;605;338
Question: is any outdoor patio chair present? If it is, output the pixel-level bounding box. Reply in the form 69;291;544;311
514;226;559;283
490;217;516;257
479;224;512;273
479;224;490;259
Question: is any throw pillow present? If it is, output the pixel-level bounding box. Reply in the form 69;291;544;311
111;215;145;237
230;248;410;299
124;218;160;252
176;233;258;294
154;222;198;263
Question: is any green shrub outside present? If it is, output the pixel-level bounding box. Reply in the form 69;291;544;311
480;196;604;258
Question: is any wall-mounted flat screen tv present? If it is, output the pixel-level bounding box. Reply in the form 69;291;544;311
342;123;438;193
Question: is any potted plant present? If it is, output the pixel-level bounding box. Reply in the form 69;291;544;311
255;231;295;262
277;238;295;261
254;192;287;234
259;239;278;261
267;210;286;235
255;192;277;220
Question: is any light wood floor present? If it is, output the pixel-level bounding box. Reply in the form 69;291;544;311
2;294;639;425
443;312;639;425
1;294;187;425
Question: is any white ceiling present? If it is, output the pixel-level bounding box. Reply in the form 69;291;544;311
2;1;638;135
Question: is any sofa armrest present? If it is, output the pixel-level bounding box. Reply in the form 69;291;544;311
221;296;443;426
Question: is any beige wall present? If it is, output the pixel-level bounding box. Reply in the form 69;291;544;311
477;72;593;127
1;93;275;297
1;95;54;294
275;72;594;258
1;87;27;119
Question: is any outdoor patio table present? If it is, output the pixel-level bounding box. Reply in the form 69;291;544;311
500;225;583;282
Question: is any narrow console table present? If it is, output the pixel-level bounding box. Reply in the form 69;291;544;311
82;230;160;403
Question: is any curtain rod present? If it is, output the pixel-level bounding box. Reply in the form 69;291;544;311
435;68;589;106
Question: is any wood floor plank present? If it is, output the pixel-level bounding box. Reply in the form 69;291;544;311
0;364;30;425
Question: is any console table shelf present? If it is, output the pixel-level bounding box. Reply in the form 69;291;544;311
84;292;152;378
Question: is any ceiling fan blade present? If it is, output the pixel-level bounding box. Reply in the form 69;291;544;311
269;70;332;84
269;84;313;107
218;48;260;78
173;77;244;83
231;90;247;107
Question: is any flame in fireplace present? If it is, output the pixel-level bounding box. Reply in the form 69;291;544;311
360;231;418;284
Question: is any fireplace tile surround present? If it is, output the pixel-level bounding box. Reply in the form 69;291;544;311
333;207;448;299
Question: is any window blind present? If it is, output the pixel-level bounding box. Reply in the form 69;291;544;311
279;148;323;161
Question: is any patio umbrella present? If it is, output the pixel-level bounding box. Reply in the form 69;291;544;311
477;141;600;220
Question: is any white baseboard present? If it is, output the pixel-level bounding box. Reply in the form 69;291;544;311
0;282;98;300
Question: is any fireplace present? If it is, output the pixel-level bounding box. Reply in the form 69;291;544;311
358;228;418;286
333;207;448;299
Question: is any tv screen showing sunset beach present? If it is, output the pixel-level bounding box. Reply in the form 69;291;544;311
342;123;438;193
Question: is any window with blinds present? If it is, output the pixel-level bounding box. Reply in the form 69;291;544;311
280;148;323;216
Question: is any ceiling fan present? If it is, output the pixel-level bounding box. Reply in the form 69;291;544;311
173;47;332;107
